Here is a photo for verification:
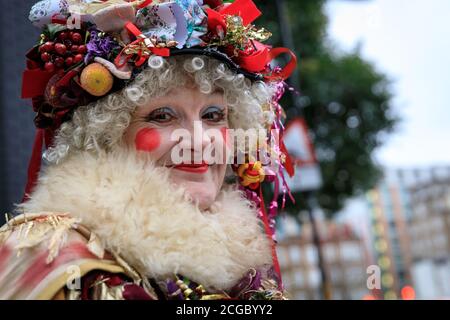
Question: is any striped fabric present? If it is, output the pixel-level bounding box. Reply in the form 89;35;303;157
0;213;125;299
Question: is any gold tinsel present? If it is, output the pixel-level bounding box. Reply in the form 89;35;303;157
209;14;272;51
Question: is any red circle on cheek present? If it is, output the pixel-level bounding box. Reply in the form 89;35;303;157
135;128;161;152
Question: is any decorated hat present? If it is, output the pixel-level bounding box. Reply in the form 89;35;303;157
23;0;297;127
22;0;298;289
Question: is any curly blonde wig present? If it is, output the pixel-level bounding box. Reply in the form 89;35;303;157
44;55;276;164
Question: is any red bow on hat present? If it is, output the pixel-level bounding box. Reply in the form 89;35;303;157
114;22;170;69
205;0;297;81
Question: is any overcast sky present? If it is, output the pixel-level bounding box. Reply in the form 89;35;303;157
326;0;450;168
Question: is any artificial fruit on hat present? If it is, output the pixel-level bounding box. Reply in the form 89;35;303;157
80;62;114;96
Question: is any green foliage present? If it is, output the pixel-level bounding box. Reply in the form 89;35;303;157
258;1;398;216
42;23;67;42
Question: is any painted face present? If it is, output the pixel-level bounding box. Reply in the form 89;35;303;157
123;86;229;211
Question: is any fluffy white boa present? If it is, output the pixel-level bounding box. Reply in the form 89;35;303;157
18;150;272;291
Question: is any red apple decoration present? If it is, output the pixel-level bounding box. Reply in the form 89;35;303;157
55;43;67;56
71;32;82;44
44;62;55;72
73;54;84;64
41;52;51;62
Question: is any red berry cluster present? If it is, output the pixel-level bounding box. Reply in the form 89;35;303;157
39;31;87;72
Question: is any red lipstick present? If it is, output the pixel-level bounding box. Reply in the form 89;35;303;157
173;162;209;173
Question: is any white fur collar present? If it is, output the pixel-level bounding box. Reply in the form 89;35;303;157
18;150;272;291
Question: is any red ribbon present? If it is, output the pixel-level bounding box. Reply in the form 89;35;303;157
22;68;78;99
236;41;297;81
206;0;261;35
21;68;76;202
22;69;55;99
205;0;297;81
51;13;67;25
22;116;68;202
205;8;227;34
115;22;169;68
234;40;268;72
22;129;45;202
264;47;298;81
220;0;261;25
259;186;283;291
209;0;261;27
136;0;153;9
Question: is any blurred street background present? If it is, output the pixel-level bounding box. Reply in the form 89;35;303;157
0;0;449;299
261;0;450;300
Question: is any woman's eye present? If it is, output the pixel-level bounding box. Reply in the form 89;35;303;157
146;108;175;123
202;107;226;123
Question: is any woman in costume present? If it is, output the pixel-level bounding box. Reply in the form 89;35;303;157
0;0;297;300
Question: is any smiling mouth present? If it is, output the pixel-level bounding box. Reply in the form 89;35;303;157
168;162;210;174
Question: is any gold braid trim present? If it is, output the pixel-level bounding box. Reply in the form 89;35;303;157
0;212;158;300
36;259;126;300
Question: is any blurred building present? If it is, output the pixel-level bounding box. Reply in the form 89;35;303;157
277;217;370;300
366;178;414;299
407;170;450;299
365;167;450;299
277;166;450;300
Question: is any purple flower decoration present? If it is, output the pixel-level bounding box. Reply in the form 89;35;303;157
85;29;120;64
